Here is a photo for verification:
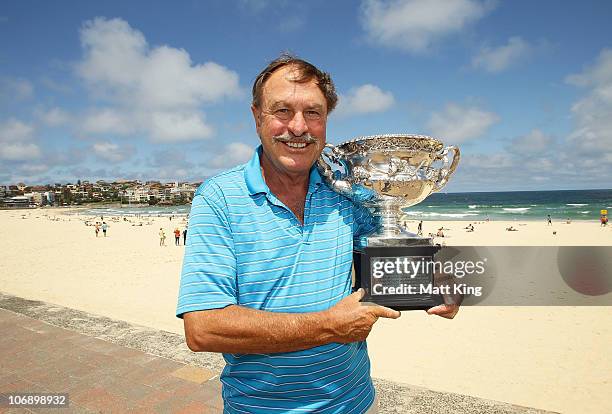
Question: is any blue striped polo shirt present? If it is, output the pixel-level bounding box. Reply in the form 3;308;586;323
177;146;377;414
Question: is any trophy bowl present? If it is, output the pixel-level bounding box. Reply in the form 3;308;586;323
317;134;460;239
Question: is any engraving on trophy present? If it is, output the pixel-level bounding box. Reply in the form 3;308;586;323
370;256;432;296
317;134;460;310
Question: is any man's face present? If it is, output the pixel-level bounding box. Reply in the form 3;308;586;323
252;65;327;177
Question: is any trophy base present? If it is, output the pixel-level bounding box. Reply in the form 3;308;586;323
353;238;443;311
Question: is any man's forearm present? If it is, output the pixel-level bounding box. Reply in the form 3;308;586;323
184;305;337;354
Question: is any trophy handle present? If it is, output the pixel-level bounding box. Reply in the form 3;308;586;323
316;143;353;196
433;145;460;191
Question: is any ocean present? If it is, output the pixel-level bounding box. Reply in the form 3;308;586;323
74;189;612;222
407;189;612;221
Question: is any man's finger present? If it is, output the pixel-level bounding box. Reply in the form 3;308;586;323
371;305;401;319
351;288;366;301
426;304;446;315
426;304;458;318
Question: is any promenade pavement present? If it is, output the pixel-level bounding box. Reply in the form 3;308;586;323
0;293;556;414
0;307;222;413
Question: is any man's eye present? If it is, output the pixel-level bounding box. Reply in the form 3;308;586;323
305;110;321;120
273;108;293;121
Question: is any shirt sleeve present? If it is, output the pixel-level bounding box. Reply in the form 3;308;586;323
176;181;237;318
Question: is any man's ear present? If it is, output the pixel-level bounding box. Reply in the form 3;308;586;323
251;105;261;133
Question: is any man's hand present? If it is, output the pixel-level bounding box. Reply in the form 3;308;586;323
325;288;401;343
426;303;459;319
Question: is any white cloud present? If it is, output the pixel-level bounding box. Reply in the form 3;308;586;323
508;129;553;154
361;0;494;53
566;49;612;87
18;163;50;175
427;103;499;143
92;142;134;163
148;111;214;142
0;118;34;142
565;49;612;166
0;77;33;101
0;143;42;161
462;152;513;170
81;108;134;135
76;17;241;141
472;36;532;73
210;142;254;168
0;119;41;161
335;84;395;117
146;149;195;181
39;107;72;127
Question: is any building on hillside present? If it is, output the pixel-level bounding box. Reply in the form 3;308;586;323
24;192;44;206
44;191;56;205
3;196;30;208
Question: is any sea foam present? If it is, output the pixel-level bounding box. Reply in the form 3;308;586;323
502;207;531;213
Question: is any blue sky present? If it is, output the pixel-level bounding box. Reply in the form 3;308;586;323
1;0;611;192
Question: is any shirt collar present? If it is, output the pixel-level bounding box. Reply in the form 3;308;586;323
244;145;323;196
244;146;268;196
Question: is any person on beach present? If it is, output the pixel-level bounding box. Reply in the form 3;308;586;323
547;214;552;225
182;227;187;245
95;222;100;237
159;228;166;246
176;54;460;414
102;222;108;237
417;220;423;235
174;228;181;246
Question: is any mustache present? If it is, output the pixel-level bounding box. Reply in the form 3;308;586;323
273;133;318;144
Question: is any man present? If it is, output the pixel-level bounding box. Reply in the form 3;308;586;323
177;55;457;413
159;228;166;246
174;227;181;246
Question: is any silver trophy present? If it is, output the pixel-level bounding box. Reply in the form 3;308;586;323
317;134;460;309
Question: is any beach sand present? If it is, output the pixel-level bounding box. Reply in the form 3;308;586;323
1;209;611;413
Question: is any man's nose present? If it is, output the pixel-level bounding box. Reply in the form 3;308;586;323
287;111;308;137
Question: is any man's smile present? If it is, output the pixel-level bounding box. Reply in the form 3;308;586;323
282;141;310;149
